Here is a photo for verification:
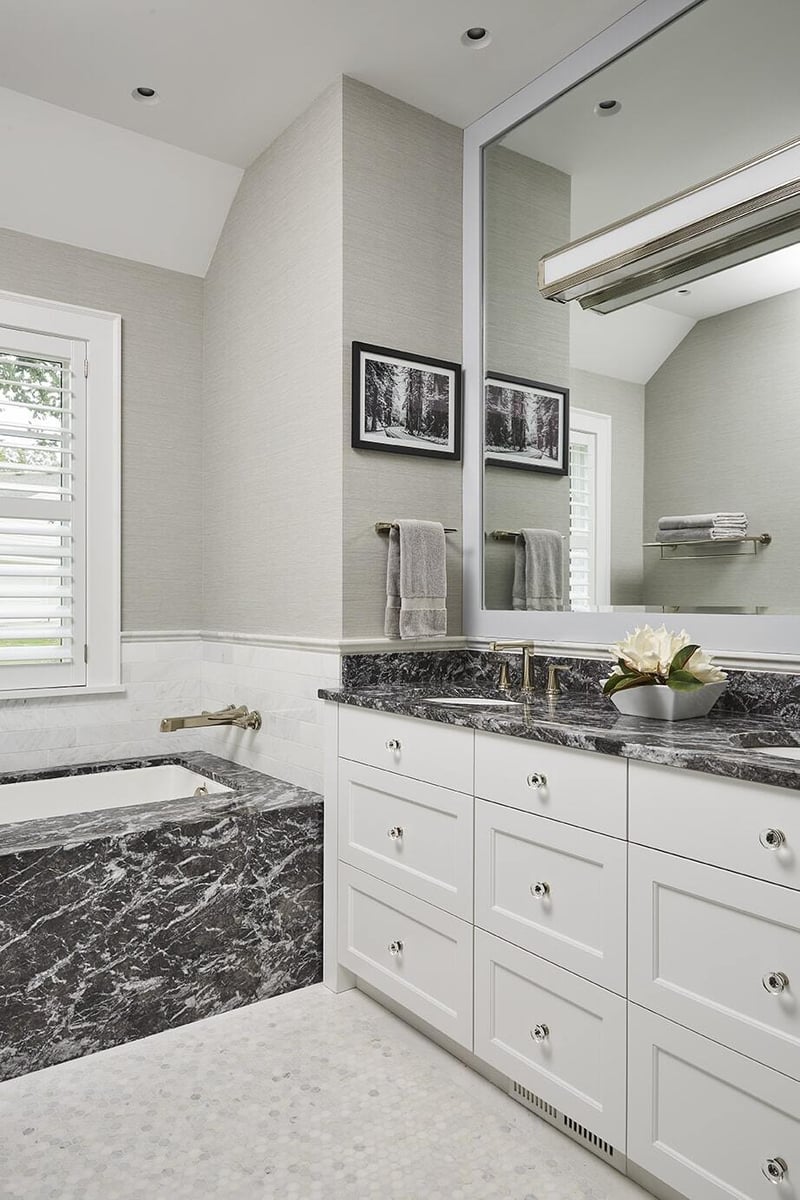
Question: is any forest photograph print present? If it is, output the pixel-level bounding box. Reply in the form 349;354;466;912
484;373;569;475
351;342;462;461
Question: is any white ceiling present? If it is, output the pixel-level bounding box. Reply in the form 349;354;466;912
501;0;800;382
0;0;641;169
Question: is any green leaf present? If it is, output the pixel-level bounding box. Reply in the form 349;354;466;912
604;672;655;695
616;658;638;675
669;644;700;673
666;669;705;692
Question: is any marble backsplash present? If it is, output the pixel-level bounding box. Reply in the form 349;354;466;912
0;753;323;1081
340;649;800;722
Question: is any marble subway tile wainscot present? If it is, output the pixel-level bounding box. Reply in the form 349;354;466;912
0;752;322;1081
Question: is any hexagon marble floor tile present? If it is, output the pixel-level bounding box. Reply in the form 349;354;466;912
1;984;653;1200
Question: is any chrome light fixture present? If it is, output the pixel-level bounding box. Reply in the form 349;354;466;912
538;135;800;313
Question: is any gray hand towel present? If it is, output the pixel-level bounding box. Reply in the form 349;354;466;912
655;527;746;543
385;520;447;639
512;529;563;611
658;512;747;531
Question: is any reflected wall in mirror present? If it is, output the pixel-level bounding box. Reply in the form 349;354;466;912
483;0;800;615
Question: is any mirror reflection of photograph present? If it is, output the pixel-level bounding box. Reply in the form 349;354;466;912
485;373;569;474
352;342;462;460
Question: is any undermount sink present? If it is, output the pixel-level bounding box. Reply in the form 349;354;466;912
751;746;800;761
423;696;522;708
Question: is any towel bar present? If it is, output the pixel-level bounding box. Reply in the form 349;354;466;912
375;522;458;535
489;530;567;541
643;533;772;560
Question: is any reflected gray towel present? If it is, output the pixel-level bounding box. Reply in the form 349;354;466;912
655;527;746;543
385;520;447;639
658;512;747;531
512;528;563;611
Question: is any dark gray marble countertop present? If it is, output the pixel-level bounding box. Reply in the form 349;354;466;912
318;685;800;792
0;751;321;854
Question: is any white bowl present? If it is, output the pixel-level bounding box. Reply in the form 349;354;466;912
609;681;727;721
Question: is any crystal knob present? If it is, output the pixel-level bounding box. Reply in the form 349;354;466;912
526;772;548;790
530;1023;550;1043
760;828;785;849
763;971;789;995
761;1157;788;1184
388;825;404;840
385;738;401;752
388;940;404;956
530;881;550;899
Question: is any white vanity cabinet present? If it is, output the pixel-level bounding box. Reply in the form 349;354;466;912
326;705;799;1200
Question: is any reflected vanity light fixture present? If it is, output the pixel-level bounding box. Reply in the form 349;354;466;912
538;135;800;313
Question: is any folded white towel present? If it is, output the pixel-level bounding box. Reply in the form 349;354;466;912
512;529;564;611
385;520;447;640
658;512;748;531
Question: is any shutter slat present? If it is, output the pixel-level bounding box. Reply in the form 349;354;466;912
0;646;72;663
0;564;73;577
0;545;72;558
0;625;72;640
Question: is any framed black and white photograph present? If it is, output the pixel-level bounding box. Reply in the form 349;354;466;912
484;372;569;474
351;342;462;460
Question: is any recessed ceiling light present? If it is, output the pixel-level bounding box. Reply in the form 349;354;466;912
461;27;492;48
131;86;160;105
594;98;622;117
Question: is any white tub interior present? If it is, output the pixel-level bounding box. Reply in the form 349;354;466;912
0;765;233;825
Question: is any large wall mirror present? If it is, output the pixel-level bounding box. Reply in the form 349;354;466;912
465;0;800;660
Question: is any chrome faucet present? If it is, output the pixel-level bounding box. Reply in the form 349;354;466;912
160;704;262;733
490;641;536;692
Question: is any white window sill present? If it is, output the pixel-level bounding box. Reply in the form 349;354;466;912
0;684;127;703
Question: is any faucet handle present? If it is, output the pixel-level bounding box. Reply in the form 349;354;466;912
546;664;568;698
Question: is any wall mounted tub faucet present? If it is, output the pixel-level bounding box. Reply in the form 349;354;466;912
160;704;262;733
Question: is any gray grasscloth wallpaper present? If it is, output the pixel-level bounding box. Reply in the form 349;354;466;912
644;287;800;611
483;146;570;610
0;227;204;630
203;81;344;637
341;78;463;639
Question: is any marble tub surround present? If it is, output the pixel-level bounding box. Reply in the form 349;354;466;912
0;753;323;1081
319;682;800;792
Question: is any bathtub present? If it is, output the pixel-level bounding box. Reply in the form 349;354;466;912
0;763;232;824
0;751;323;1082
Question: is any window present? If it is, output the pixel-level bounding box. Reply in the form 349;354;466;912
569;409;612;611
0;292;120;695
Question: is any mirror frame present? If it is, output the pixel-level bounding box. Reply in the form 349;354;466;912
462;0;800;668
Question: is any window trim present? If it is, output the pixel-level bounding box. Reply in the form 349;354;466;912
0;290;121;697
569;408;612;609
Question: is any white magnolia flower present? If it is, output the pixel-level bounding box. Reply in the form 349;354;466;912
609;624;726;682
685;647;727;684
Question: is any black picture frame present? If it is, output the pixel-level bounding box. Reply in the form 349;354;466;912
484;372;570;475
351;341;462;461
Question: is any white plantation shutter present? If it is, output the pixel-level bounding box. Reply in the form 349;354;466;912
569;434;594;610
0;327;86;688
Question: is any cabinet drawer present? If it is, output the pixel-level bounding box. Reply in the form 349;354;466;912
629;761;800;890
629;845;800;1082
475;800;626;993
474;929;626;1148
475;732;627;837
338;863;473;1048
338;761;473;919
339;707;473;793
629;1005;800;1200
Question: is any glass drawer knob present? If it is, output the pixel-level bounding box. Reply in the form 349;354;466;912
530;1023;550;1043
385;739;401;752
762;1157;788;1184
760;828;785;849
763;971;789;995
388;826;404;840
531;881;550;899
388;940;404;956
527;772;548;790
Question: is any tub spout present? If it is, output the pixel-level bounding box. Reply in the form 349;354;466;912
160;704;262;733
